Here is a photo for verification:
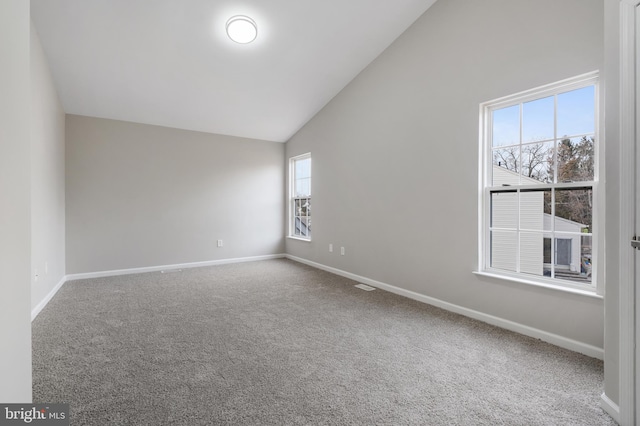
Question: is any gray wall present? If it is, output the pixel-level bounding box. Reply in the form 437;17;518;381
66;115;285;274
286;0;606;349
0;0;32;402
31;22;66;312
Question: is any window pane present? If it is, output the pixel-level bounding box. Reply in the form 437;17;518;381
293;198;310;237
294;216;310;237
552;234;592;284
543;235;552;266
522;96;554;142
490;230;517;272
293;214;301;236
295;158;311;179
554;137;594;183
491;191;517;229
483;76;598;289
557;86;595;137
295;177;311;197
294;156;311;197
492;105;520;147
290;154;311;239
295;198;310;217
492;148;520;186
519;232;544;276
520;189;551;231
301;198;310;217
520;142;553;183
297;217;310;237
579;235;593;283
295;199;302;217
554;188;592;232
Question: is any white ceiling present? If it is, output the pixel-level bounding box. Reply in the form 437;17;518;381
30;1;436;142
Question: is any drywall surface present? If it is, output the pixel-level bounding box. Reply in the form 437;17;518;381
31;22;66;313
66;115;285;274
0;0;32;402
286;0;606;349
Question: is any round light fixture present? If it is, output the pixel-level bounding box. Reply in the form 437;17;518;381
226;15;257;44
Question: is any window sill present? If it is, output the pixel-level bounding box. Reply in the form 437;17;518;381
287;236;311;243
473;270;603;299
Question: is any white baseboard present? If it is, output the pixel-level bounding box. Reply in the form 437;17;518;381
600;393;620;424
32;254;286;321
66;254;287;281
286;255;604;360
31;276;67;321
33;254;605;361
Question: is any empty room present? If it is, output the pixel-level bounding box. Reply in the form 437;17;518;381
1;0;637;424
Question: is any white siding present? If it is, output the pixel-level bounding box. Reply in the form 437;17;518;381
492;167;523;273
520;191;544;231
492;165;521;186
520;232;543;275
544;215;586;233
491;166;544;275
491;230;517;272
519;191;544;275
491;192;517;229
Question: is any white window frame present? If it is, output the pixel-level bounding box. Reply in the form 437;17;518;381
288;153;312;241
477;72;601;296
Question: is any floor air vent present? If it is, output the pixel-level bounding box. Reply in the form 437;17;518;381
354;283;375;291
160;269;183;274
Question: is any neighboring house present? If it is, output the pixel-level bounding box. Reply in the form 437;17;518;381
542;214;587;274
491;165;588;278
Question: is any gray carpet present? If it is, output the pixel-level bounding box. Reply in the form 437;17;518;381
32;259;615;425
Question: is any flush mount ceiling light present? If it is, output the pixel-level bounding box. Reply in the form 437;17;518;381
226;15;257;44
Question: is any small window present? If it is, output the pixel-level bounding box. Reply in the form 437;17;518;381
289;153;311;240
480;73;598;292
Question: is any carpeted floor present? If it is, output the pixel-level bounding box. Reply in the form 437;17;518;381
32;259;615;425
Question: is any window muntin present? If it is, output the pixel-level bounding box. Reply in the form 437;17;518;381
289;153;311;240
482;73;598;290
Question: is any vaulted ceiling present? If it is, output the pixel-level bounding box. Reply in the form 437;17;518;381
30;0;437;142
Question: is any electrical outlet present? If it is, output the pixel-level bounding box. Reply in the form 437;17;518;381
340;247;345;256
217;239;223;247
329;243;333;253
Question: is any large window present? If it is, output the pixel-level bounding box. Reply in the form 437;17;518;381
289;153;311;240
479;72;599;292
